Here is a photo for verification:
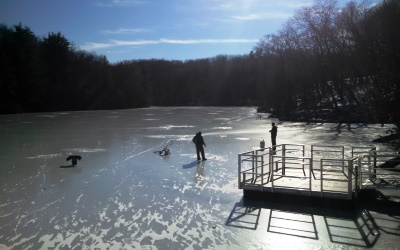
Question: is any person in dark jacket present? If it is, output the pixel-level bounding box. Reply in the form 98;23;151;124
269;122;278;151
192;132;207;161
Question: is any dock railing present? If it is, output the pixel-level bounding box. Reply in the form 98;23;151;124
238;148;272;191
239;144;400;200
311;145;344;179
351;146;376;158
276;144;305;172
320;157;358;200
270;154;312;195
357;151;400;190
238;144;305;190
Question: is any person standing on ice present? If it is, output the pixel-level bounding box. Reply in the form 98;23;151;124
269;122;278;152
192;132;207;161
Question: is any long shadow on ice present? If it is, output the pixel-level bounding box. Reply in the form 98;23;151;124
182;160;199;169
59;164;77;168
226;198;319;239
226;192;400;248
225;200;261;230
59;165;82;173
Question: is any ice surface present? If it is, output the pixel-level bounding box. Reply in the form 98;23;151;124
0;107;398;249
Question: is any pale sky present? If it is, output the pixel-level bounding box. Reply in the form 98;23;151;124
0;0;379;63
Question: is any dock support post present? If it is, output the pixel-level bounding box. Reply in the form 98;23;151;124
282;144;286;175
261;154;264;191
252;151;255;176
342;146;345;172
354;165;359;200
238;154;241;188
348;160;353;200
358;156;363;190
320;159;324;196
373;150;377;176
309;158;312;196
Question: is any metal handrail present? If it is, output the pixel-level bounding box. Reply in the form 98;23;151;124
311;145;345;174
351;146;376;157
357;152;400;189
320;158;357;199
238;144;400;200
238;147;273;190
271;155;312;195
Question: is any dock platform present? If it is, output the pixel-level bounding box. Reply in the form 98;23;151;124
238;144;400;202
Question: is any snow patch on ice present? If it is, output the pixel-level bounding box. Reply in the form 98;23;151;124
64;148;106;153
162;125;195;130
214;118;230;121
235;137;250;140
38;115;57;118
76;194;83;203
145;125;195;130
26;154;60;159
212;127;232;130
205;154;228;162
145;135;191;141
124;149;154;161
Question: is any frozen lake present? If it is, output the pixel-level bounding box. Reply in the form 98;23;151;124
0;107;399;249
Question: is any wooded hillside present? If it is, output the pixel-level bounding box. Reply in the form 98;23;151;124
1;0;399;123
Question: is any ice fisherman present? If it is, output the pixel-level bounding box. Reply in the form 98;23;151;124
192;132;207;161
269;122;278;151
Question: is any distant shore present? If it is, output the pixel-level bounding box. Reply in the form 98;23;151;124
258;107;399;149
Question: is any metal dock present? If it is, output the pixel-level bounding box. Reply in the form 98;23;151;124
238;144;400;201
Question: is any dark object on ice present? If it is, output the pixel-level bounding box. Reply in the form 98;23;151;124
372;133;399;143
66;155;82;166
192;132;206;161
60;164;76;168
260;140;265;150
158;147;170;156
182;160;199;169
154;141;173;156
378;156;400;170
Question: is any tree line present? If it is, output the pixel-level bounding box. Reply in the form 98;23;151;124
254;0;400;124
0;24;148;113
0;0;399;124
